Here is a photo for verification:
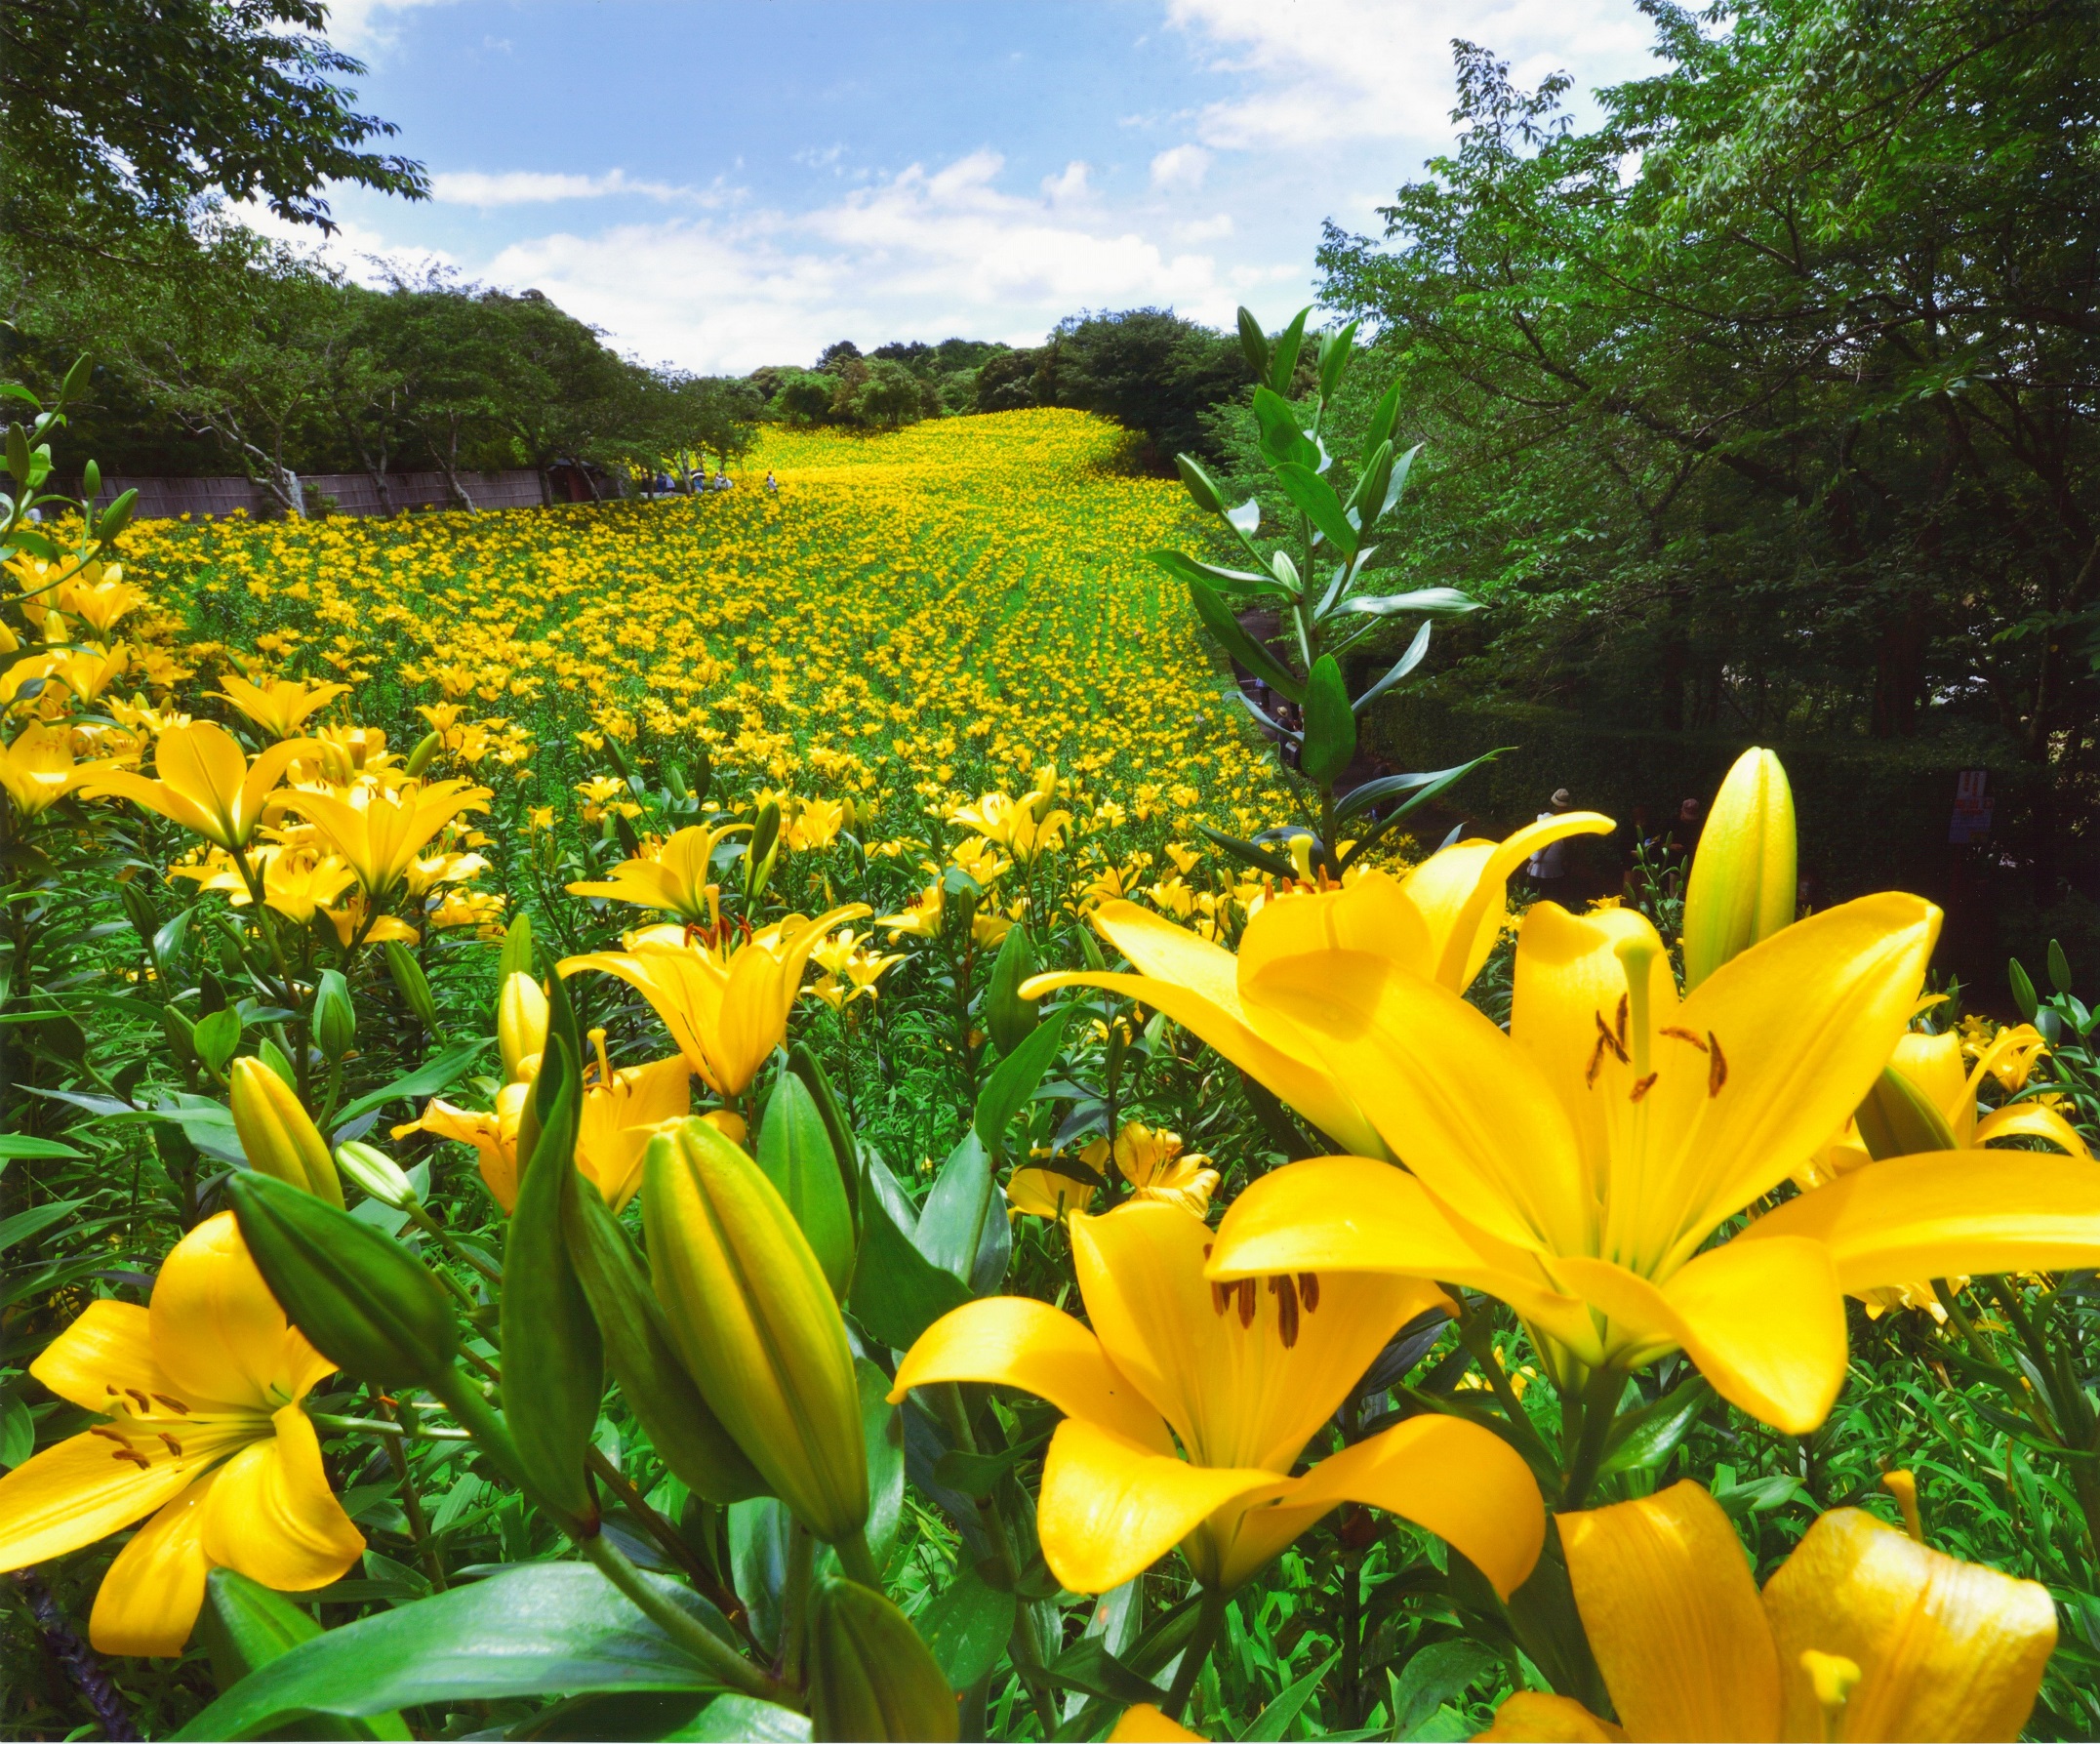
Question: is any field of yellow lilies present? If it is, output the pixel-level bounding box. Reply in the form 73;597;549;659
4;396;2100;1743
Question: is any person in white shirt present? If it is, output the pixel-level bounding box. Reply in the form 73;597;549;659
1526;789;1575;899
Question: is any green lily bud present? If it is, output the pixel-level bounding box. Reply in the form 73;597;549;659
1174;453;1226;514
2008;957;2039;1022
1854;1065;1959;1160
939;865;979;944
756;1072;855;1300
311;968;356;1063
747;797;783;903
564;1164;766;1505
384;941;441;1032
502;1037;601;1529
985;921;1039;1058
499;910;535;983
403;728;442;778
806;1577;958;1743
229;1057;344;1207
1680;748;1797;992
227;1172;459;1387
336;1140;418;1208
643;1117;868;1543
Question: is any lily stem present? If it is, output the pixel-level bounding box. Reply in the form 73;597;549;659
579;1531;790;1706
1557;1364;1626;1513
1162;1583;1229;1724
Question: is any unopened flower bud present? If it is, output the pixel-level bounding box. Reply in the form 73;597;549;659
643;1117;868;1543
229;1057;344;1207
1681;748;1797;991
806;1577;958;1742
404;728;442;778
498;971;548;1084
227;1172;459;1387
311;968;356;1063
336;1140;418;1209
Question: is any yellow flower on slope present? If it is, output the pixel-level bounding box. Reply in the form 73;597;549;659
892;1200;1541;1597
566;821;749;922
1027;815;1613;1160
0;1214;363;1655
1478;1480;2054;1742
1112;1122;1221;1216
214;673;351;740
84;720;315;851
560;905;868;1100
0;722;105;820
1209;897;1976;1435
288;778;491;900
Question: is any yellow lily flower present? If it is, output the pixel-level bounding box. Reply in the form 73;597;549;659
49;642;129;706
566;821;750;922
1208;896;1985;1434
171;845;358;924
1006;1163;1100;1221
287;778;491;901
215;673;351;740
1477;1480;2055;1742
559;904;868;1100
1025;815;1613;1161
890;1200;1544;1598
0;721;106;820
0;1214;363;1655
55;567;146;638
84;720;316;851
319;894;420;949
396;1085;530;1209
577;1030;693;1212
1111;1122;1222;1216
1880;1026;2091;1159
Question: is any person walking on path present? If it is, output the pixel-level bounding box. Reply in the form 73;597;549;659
1526;789;1576;900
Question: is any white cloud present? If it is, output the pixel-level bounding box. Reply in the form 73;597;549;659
429;168;692;206
1040;160;1092;205
465;149;1271;373
1150;143;1212;190
1163;0;1653;149
323;0;459;54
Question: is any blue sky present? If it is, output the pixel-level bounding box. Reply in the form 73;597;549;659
298;0;1660;372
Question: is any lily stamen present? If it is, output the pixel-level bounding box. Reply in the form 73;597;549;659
1708;1033;1728;1097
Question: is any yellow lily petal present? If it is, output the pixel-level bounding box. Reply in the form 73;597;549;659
1972;1100;2092;1158
0;1428;225;1573
201;1405;365;1591
1474;1692;1626;1741
1558;1480;1782;1742
148;1212;335;1412
28;1300;176;1416
1028;896;1386;1158
1005;1165;1099;1221
88;1470;221;1656
1552;1237;1846;1436
578;1053;692;1213
1214;1414;1545;1598
1244;953;1592;1257
1512;902;1678;1225
1110;1703;1206;1741
1205;1156;1595;1358
888;1297;1174;1455
1401;813;1613;992
1740;1152;2100;1300
1233;869;1434;982
1762;1507;2055;1742
1888;1031;1973;1145
1036;1416;1275;1595
1072;1200;1448;1473
1651;895;1939;1271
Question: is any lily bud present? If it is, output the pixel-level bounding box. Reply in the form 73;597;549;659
643;1118;868;1543
985;922;1040;1059
404;728;442;778
227;1172;459;1387
229;1057;344;1207
498;971;549;1084
336;1140;418;1209
384;941;441;1031
806;1577;958;1743
311;968;356;1063
1681;748;1797;991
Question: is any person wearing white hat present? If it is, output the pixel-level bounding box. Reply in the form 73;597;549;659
1526;788;1575;898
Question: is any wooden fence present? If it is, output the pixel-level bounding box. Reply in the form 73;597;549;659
84;469;559;521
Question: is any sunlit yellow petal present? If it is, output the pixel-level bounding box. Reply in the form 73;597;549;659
889;1297;1174;1454
1552;1237;1846;1436
1740;1152;2100;1298
1215;1415;1544;1598
0;1430;222;1573
27;1300;174;1415
1971;1100;2092;1158
1401;814;1613;991
1762;1507;2055;1742
1243;953;1592;1256
1035;1417;1275;1595
1110;1703;1206;1742
87;1471;220;1656
201;1405;365;1590
1073;1200;1447;1473
1558;1481;1782;1742
150;1212;333;1410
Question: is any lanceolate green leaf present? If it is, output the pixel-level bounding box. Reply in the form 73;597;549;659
1187;578;1304;702
1273;461;1358;555
173;1565;738;1740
